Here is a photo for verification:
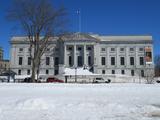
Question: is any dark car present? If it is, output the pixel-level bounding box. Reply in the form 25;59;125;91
156;80;160;83
47;77;64;83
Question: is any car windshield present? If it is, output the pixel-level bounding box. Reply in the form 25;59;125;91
96;78;103;80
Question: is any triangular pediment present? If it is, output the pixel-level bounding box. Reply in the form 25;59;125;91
61;33;100;41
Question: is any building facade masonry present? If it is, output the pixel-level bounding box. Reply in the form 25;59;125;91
10;33;154;77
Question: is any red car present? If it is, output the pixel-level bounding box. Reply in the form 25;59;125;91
47;77;64;83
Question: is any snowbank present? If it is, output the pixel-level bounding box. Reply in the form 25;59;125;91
0;83;160;120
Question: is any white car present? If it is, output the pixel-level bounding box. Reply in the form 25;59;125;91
93;77;111;83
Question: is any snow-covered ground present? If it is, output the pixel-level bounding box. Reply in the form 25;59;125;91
0;83;160;120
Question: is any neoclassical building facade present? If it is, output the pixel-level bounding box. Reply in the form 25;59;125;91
10;33;154;77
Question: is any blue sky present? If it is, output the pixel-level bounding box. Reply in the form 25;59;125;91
0;0;160;59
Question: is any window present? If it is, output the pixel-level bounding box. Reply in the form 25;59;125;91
19;57;23;65
131;70;134;76
68;47;72;51
78;47;82;51
27;69;30;75
101;57;106;65
102;70;105;74
139;48;144;51
140;57;144;65
88;56;91;66
120;48;124;52
28;48;31;52
55;48;59;51
120;57;125;65
54;57;59;65
46;70;49;74
19;48;23;52
46;57;50;65
111;48;115;52
130;48;134;52
69;56;72;66
111;57;115;65
46;48;50;51
141;70;144;77
101;48;106;52
78;56;83;67
28;57;31;65
54;70;58;75
112;70;115;74
121;70;125;74
87;47;92;50
130;57;134;65
18;70;21;75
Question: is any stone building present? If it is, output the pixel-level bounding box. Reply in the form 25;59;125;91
0;47;10;73
10;33;154;77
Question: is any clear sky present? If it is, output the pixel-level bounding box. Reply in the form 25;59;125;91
0;0;160;59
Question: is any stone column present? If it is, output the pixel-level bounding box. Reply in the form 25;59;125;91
64;44;67;67
74;45;77;67
84;45;87;66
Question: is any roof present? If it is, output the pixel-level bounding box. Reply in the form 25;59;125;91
10;34;153;43
91;35;152;41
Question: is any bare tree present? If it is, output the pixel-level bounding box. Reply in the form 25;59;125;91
155;55;160;77
145;68;155;84
7;0;67;82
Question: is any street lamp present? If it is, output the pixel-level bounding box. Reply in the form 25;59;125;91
75;66;77;83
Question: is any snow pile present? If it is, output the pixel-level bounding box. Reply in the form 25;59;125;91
64;67;98;76
0;83;160;120
15;98;49;110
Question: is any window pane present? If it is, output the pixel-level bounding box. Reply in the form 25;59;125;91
111;57;115;65
19;57;23;65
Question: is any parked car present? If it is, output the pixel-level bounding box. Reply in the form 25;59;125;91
47;77;64;83
23;77;32;83
156;79;160;83
93;77;111;83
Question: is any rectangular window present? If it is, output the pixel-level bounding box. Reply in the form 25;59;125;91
46;57;50;65
78;56;83;67
111;48;115;52
120;48;124;52
46;69;49;74
139;48;144;51
101;57;106;65
28;57;31;65
88;56;91;66
69;56;72;66
141;70;144;77
131;70;134;76
87;47;92;50
27;69;30;75
101;48;106;52
102;70;105;74
120;57;125;65
54;70;59;75
46;48;50;51
18;69;21;75
121;70;125;74
111;57;115;65
112;70;115;74
140;57;144;65
130;57;134;65
68;47;72;51
78;47;82;51
19;57;23;65
130;48;134;52
54;57;59;65
19;48;23;52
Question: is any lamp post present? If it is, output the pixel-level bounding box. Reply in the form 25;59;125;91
75;66;77;83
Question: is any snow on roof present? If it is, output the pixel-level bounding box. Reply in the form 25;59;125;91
64;68;99;76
